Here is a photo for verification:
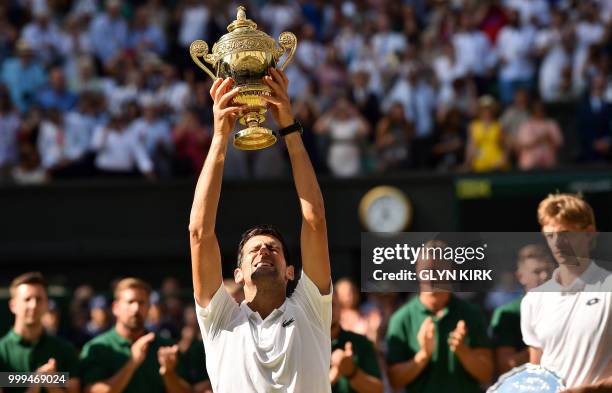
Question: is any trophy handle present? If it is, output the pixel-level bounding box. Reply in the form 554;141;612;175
189;40;217;81
276;32;297;71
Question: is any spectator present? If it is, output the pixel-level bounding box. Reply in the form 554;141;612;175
316;47;348;108
51;92;100;177
348;69;380;131
129;95;173;177
42;299;62;337
335;278;369;336
293;98;324;173
437;77;479;121
11;142;48;184
260;0;301;39
539;28;578;103
177;0;211;50
79;278;192;393
0;39;46;113
359;292;402;350
375;101;413;172
36;67;78;113
20;8;66;65
433;42;468;112
370;14;407;69
386;240;493;392
67;56;104;94
91;110;154;178
314;97;369;178
0;272;79;392
172;108;210;175
127;6;167;56
146;291;174;340
577;74;612;163
88;0;128;67
178;305;212;393
330;291;384;393
465;96;509;172
295;24;326;74
490;244;554;375
84;295;111;341
500;87;530;144
0;85;20;179
61;14;94;60
155;64;190;114
476;0;507;43
188;80;213;127
496;8;536;104
515;98;564;170
37;108;71;172
334;21;365;68
533;9;565;58
431;108;466;171
383;63;436;168
506;0;551;27
0;5;18;64
452;12;496;92
575;2;605;52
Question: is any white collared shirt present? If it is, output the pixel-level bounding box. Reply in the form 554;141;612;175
196;273;332;393
521;262;612;387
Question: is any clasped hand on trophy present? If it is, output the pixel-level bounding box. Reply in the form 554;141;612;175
211;68;294;138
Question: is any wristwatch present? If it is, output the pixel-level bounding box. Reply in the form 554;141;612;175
277;120;303;137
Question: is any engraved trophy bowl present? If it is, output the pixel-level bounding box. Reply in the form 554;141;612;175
189;6;297;150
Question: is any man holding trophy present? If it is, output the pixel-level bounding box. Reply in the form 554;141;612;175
187;8;332;392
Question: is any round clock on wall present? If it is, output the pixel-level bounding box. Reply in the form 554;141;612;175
359;186;413;232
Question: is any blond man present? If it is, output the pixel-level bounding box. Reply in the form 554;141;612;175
79;278;191;393
521;194;611;392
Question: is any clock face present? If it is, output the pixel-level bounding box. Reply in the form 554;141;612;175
363;192;410;232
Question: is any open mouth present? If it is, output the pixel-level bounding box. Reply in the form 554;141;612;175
254;261;274;269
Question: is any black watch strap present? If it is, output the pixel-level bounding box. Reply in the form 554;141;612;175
278;120;303;137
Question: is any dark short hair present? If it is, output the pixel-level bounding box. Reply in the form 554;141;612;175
10;272;47;297
237;225;291;268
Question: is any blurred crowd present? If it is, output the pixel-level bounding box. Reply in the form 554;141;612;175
1;0;612;184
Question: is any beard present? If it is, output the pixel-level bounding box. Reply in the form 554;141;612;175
251;265;281;281
124;314;145;331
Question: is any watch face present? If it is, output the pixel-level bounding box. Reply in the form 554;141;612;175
366;194;409;232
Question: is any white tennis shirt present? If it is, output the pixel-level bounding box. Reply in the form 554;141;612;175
521;261;612;387
195;273;333;393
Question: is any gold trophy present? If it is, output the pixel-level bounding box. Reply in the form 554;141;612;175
189;6;297;150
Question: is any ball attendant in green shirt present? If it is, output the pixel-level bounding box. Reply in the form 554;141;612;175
386;240;494;393
78;278;191;393
0;272;79;393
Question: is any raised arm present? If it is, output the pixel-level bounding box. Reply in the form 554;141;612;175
263;68;331;294
189;78;242;307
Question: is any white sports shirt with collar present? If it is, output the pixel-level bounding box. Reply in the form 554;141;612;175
195;272;333;393
521;261;612;388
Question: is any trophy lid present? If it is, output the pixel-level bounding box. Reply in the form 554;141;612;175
211;6;277;60
227;6;257;32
